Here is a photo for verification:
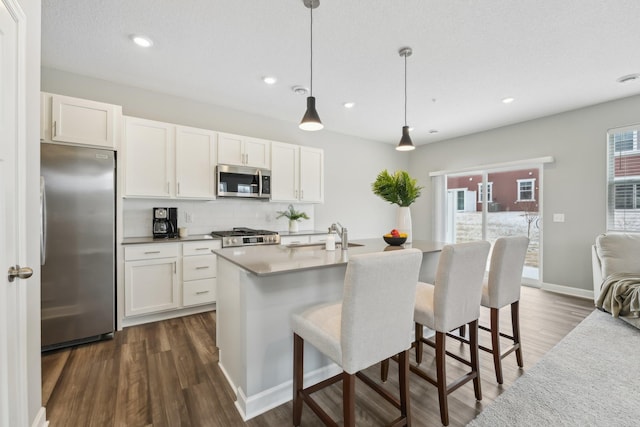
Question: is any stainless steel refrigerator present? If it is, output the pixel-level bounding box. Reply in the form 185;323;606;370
40;143;116;350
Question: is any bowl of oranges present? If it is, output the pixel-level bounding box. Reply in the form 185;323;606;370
383;229;407;246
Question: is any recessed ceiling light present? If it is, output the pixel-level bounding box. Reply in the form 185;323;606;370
343;102;355;109
617;73;640;83
292;86;309;95
502;97;515;104
262;76;277;85
131;35;153;48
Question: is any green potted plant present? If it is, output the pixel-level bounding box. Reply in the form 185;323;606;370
372;170;423;242
276;204;310;233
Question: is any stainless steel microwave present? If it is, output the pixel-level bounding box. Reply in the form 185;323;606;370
216;164;271;199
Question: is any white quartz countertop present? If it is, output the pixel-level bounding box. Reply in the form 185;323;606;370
214;239;446;276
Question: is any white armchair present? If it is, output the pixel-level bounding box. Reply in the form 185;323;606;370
592;232;640;304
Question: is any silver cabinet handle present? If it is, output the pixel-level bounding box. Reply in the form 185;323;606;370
8;265;33;282
40;176;47;265
195;266;210;270
195;248;209;251
52;121;57;138
144;251;161;254
301;189;304;199
196;290;210;295
177;182;180;195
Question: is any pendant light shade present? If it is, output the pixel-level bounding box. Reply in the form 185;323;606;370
396;47;415;151
397;126;414;151
300;96;323;131
300;0;323;131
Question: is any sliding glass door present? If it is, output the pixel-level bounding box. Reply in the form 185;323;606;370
444;166;541;282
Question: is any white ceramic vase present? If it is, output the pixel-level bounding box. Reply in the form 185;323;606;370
396;206;412;243
289;220;299;233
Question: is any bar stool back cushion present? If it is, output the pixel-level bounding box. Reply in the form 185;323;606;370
292;248;423;374
429;241;491;332
482;236;529;309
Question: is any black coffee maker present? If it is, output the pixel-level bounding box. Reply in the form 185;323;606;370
153;207;178;238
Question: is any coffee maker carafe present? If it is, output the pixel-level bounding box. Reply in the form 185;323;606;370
153;207;178;238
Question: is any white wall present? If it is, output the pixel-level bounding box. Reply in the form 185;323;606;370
42;68;409;239
409;94;640;293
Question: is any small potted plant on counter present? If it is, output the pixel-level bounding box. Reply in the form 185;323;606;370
276;204;310;233
372;170;423;243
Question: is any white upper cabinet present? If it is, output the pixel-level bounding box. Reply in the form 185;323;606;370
41;92;121;149
218;132;270;168
123;117;217;199
175;126;217;199
300;146;324;203
270;142;299;202
123;117;174;198
271;142;324;203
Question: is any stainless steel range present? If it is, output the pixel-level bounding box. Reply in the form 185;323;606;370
211;227;280;248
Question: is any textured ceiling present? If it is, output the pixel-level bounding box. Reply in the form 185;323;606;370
42;0;640;146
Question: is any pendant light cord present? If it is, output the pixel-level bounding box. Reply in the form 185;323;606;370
310;6;314;97
404;52;408;126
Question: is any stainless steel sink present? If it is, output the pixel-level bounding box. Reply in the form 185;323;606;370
286;242;364;249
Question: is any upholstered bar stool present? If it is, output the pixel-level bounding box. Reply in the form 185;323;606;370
411;241;490;426
477;236;529;384
453;236;529;383
291;249;423;427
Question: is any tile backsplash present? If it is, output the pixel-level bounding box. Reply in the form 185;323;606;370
123;198;316;238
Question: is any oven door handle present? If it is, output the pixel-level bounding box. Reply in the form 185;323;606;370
257;169;263;197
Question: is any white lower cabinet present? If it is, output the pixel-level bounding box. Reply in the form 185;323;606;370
124;244;179;317
182;241;220;307
123;241;221;323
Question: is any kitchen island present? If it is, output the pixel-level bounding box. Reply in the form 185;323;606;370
214;239;446;420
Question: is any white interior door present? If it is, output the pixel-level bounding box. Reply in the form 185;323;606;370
0;1;30;425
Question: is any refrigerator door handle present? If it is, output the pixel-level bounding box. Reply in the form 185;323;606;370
40;176;47;265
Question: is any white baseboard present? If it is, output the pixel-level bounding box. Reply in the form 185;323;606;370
31;407;48;427
232;363;341;421
541;282;595;300
121;303;215;328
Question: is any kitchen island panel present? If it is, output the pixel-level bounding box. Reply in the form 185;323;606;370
217;257;344;420
216;240;445;420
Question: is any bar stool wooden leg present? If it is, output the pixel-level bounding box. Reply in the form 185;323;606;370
398;350;411;425
293;334;304;426
435;331;449;426
415;322;424;364
469;320;482;400
343;372;356;427
512;301;524;367
458;324;466;337
490;307;504;384
380;358;389;382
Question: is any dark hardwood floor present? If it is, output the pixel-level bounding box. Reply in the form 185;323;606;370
42;286;595;426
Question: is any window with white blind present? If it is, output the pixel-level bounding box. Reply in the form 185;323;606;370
607;126;640;231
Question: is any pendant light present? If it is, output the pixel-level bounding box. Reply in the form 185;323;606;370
396;47;415;151
299;0;323;131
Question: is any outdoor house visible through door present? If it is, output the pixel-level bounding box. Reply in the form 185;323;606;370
431;157;554;284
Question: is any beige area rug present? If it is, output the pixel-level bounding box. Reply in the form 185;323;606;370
467;309;640;426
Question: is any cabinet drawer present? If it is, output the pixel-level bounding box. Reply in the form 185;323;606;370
183;254;216;281
183;241;221;256
280;235;310;245
309;234;329;243
125;244;179;261
183;278;216;306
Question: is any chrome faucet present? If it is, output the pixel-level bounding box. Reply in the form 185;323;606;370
330;223;348;248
